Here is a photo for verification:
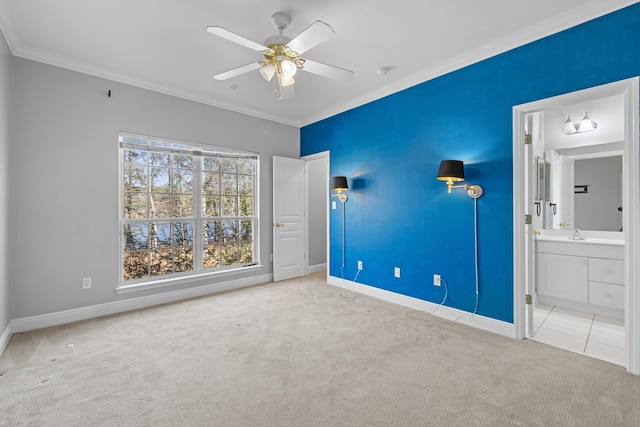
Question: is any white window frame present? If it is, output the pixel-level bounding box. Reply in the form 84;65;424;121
117;133;260;291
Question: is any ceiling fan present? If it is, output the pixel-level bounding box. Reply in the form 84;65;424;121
206;12;354;100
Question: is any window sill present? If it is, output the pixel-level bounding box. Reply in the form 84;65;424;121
115;264;264;294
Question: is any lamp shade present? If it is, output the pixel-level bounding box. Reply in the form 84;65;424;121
562;115;577;134
259;63;276;81
577;112;597;133
331;176;348;191
437;160;464;181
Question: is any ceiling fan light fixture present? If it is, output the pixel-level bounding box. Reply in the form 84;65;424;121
562;115;576;134
206;12;354;101
259;63;276;81
279;74;295;87
577;112;597;133
280;59;297;77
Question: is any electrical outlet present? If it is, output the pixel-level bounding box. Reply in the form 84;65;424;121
433;274;441;286
357;260;363;270
82;277;92;289
394;267;400;278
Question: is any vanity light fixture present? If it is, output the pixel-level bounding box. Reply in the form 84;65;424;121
331;176;349;203
562;112;598;135
436;160;483;199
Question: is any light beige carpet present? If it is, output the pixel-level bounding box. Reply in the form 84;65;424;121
1;271;639;426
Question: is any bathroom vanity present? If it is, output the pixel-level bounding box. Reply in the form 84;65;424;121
536;236;624;319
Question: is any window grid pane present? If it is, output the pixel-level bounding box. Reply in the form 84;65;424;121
120;135;257;283
199;154;256;272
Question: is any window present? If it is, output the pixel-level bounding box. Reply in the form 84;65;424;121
119;133;258;284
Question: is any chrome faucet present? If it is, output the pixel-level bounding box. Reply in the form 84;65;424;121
572;228;583;240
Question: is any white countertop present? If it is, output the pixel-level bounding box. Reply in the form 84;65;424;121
536;235;624;246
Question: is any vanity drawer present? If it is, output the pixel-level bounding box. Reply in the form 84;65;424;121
589;281;624;310
589;258;624;285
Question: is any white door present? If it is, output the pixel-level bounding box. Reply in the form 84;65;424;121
273;156;306;281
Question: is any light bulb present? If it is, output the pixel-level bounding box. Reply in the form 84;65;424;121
279;74;295;87
280;59;297;77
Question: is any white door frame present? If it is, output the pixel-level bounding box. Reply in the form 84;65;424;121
512;77;640;374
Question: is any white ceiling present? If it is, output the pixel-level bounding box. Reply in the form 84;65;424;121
0;0;636;127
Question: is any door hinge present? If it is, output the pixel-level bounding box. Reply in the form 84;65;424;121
525;294;532;305
524;214;532;225
524;133;532;145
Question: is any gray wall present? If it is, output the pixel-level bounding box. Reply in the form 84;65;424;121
0;31;10;332
306;156;327;268
574;156;623;231
10;58;299;318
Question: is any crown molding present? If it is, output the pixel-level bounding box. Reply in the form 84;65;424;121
14;44;303;127
299;0;639;127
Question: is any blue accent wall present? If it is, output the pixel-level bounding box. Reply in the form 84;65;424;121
301;4;640;323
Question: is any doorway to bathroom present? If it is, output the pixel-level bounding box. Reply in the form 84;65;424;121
512;77;640;374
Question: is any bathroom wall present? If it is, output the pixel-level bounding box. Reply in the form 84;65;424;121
574;156;623;231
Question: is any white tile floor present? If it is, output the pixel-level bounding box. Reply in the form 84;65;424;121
529;304;625;366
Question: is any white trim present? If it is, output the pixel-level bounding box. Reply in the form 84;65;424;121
12;273;272;334
0;321;12;357
308;263;327;273
512;77;640;375
513;109;526;340
623;77;640;375
116;265;264;294
328;276;515;339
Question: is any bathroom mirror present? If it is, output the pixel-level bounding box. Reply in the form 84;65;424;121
535;156;550;202
544;147;623;231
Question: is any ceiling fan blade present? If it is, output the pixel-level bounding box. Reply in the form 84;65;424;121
206;26;271;52
286;20;334;55
213;63;261;80
301;59;354;81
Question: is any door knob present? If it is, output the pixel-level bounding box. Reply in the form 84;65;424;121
275;222;285;228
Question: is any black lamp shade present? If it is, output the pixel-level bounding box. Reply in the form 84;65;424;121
437;160;465;181
331;176;348;191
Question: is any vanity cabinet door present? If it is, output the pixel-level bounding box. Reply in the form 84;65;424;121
536;253;588;302
589;258;624;285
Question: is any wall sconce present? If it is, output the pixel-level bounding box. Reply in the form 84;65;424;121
436;160;483;199
563;112;597;135
331;176;348;203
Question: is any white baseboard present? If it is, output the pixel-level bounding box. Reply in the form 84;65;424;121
328;275;515;338
0;320;12;357
308;263;327;273
11;273;273;334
